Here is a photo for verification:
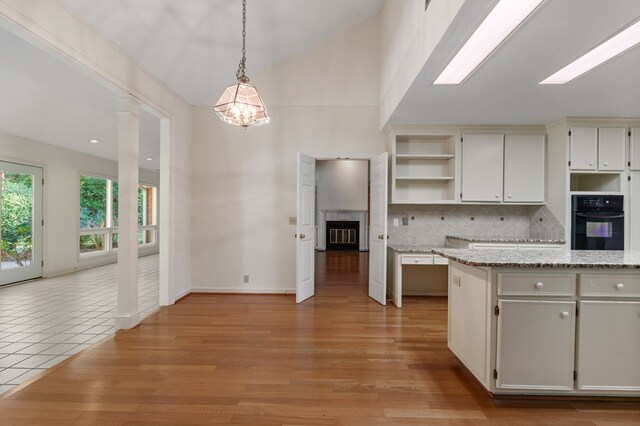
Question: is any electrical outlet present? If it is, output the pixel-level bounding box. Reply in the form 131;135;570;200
453;275;461;287
243;275;250;284
393;218;399;227
402;217;409;226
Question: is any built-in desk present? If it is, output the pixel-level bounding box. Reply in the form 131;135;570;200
387;245;449;308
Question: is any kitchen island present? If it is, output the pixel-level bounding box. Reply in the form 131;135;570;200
432;248;640;397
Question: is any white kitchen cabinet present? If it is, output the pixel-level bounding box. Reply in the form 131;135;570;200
461;134;504;202
504;134;545;202
577;301;640;391
570;126;626;171
496;299;576;391
598;127;626;171
570;127;598;171
631;128;640;171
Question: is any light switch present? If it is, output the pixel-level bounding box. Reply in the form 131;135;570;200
289;217;297;225
393;218;399;227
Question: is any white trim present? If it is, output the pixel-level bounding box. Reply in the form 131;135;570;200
191;287;296;294
173;288;191;301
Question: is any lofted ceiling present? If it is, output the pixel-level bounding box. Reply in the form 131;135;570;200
390;0;640;125
63;0;385;106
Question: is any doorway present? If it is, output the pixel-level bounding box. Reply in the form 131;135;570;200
296;153;388;305
0;161;43;286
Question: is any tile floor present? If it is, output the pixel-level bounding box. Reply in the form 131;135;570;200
0;254;158;394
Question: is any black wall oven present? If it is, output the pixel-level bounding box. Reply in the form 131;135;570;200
571;195;624;250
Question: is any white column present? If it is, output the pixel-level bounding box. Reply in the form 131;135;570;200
159;118;172;305
115;95;141;330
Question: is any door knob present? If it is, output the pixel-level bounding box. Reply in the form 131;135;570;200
378;234;384;240
294;234;297;238
299;234;305;239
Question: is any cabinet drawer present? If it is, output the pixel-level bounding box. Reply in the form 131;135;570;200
401;255;433;265
433;255;449;265
498;273;576;296
579;274;640;297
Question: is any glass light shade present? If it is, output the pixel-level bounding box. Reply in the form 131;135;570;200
213;81;270;128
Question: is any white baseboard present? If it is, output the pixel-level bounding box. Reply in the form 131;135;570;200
173;288;191;302
190;287;296;295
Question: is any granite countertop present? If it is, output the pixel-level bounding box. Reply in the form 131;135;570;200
388;244;447;253
432;248;640;269
447;235;566;244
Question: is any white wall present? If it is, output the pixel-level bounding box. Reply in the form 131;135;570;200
317;160;368;212
190;17;386;293
0;0;192;301
0;130;159;277
379;0;464;128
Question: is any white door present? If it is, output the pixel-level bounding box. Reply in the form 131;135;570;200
368;152;388;305
570;127;597;170
577;301;640;391
0;161;43;286
296;153;315;303
461;134;504;202
496;299;575;391
504;134;545;203
598;127;626;171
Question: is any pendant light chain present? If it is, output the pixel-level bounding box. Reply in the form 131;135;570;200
235;0;248;82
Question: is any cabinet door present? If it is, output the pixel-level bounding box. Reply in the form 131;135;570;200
570;127;597;171
461;134;504;202
598;127;626;171
496;300;575;391
504;134;545;202
630;172;640;251
631;128;640;171
577;301;640;391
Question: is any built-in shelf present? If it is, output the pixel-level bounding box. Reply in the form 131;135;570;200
391;132;458;204
395;176;454;181
570;172;621;192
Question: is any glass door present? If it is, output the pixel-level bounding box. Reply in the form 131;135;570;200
0;161;43;286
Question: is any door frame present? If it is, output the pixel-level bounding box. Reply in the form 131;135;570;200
300;153;383;302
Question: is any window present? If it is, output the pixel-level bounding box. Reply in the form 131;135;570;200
79;176;157;257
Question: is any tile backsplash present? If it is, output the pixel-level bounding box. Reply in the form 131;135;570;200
388;204;565;247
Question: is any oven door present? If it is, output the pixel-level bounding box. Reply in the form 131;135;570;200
572;211;624;250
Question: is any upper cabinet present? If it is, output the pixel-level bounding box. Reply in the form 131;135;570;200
461;134;504;202
570;126;625;172
504;134;545;203
461;133;545;203
631;127;640;171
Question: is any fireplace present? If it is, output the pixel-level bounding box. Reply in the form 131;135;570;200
326;221;359;251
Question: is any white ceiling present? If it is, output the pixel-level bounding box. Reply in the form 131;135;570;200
0;26;161;170
63;0;385;106
390;0;640;125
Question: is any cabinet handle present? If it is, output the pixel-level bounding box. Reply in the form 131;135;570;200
414;259;419;263
535;282;544;289
589;162;594;166
616;283;624;290
508;195;512;199
561;311;570;319
603;162;608;166
495;194;500;198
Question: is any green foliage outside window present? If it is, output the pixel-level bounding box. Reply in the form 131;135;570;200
1;173;33;266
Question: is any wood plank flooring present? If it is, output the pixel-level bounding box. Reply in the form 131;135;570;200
0;251;638;424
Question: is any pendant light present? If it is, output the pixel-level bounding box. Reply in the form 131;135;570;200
213;0;270;128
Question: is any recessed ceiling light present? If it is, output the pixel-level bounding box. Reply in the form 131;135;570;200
539;20;640;85
145;157;154;161
433;0;544;85
88;139;99;144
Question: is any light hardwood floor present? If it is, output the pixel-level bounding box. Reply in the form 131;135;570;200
0;251;638;424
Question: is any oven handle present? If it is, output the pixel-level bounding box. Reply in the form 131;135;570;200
575;212;624;219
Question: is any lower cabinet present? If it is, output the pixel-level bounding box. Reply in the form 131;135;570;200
496;300;575;391
577;301;640;391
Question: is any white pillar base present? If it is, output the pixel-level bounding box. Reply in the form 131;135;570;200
115;312;141;330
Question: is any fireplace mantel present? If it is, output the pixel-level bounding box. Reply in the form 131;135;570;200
316;210;368;251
